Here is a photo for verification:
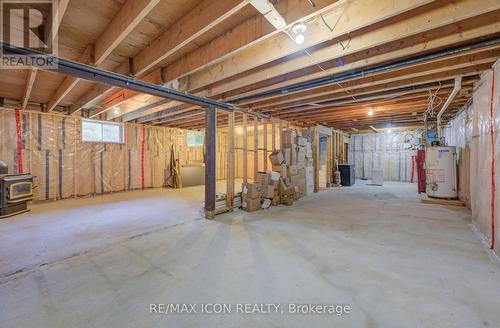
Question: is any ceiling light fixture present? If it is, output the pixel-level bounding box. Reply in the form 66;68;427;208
291;22;307;45
368;110;374;116
295;34;305;45
112;107;120;115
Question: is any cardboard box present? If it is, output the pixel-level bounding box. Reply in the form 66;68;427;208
287;165;299;176
269;150;285;166
242;196;261;212
305;166;314;195
279;178;296;196
267;171;280;184
255;172;268;186
296;146;306;163
262;184;275;199
242;182;262;199
290;145;298;165
272;164;287;178
290;174;301;187
305;143;313;158
257;171;280;188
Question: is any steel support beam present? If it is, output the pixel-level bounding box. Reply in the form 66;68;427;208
0;42;268;118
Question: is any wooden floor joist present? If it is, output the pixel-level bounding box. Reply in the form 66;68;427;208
1;0;499;130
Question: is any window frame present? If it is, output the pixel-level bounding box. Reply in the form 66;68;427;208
186;130;205;148
82;119;125;144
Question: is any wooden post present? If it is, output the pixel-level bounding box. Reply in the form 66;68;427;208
279;120;283;149
263;119;268;171
271;120;276;151
313;126;320;193
254;116;258;179
226;112;235;209
326;132;333;187
242;114;248;183
340;133;345;163
332;130;338;165
204;106;217;219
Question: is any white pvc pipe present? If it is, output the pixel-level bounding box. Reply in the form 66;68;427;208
437;76;462;137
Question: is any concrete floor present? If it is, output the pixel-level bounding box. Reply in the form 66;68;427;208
1;181;499;327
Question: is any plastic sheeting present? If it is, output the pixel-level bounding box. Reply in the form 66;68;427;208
446;60;499;254
0;107;226;202
444;106;473;208
443;105;473;150
470;62;499;254
350;131;420;182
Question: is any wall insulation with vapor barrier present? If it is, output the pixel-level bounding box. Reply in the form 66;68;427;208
350;131;420;182
445;59;499;255
0;107;230;202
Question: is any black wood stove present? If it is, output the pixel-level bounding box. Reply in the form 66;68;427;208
0;161;34;218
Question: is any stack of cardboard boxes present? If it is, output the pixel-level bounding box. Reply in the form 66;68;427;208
241;181;262;212
241;129;315;212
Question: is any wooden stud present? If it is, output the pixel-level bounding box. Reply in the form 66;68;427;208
313;126;320;193
226;111;235;209
204;106;217;219
263;119;268;171
326;132;332;187
242;114;248;184
271;120;276;151
254;116;258;179
279;120;283;149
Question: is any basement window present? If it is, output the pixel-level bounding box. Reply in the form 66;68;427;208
82;119;124;143
187;131;204;147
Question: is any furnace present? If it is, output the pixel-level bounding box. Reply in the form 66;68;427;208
0;161;34;218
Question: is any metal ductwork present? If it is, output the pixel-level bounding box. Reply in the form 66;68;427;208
437;76;462;137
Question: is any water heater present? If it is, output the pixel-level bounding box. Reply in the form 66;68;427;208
425;146;457;198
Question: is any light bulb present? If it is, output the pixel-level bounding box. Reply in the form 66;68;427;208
386;129;392;134
292;23;307;34
368;110;373;116
295;34;305;45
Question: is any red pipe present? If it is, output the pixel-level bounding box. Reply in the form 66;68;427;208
490;70;496;250
15;109;23;173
